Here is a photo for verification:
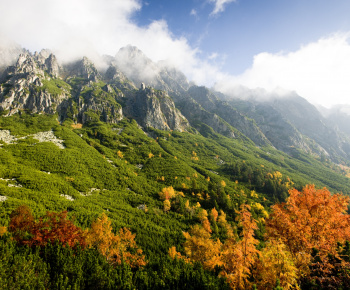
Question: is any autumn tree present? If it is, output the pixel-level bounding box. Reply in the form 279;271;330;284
9;205;86;248
253;239;298;289
86;213;146;268
182;224;222;270
159;186;176;200
0;226;7;236
9;205;34;242
266;184;350;278
220;204;260;290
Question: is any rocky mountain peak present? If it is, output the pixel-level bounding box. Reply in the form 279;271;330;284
0;52;70;116
122;83;189;132
105;63;136;91
32;50;61;78
14;53;41;75
65;56;100;81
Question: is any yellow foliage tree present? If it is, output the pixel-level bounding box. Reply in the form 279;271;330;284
0;226;7;236
86;213;146;268
253;239;299;289
159;186;176;200
210;208;219;223
163;199;171;212
183;225;223;270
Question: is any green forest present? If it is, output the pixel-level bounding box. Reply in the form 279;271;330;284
1;112;350;289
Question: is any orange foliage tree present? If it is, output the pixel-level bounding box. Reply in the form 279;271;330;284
86;213;146;268
266;184;350;278
9;205;86;248
220;204;260;290
171;204;260;289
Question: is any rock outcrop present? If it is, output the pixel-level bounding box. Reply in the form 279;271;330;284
0;52;69;116
122;85;189;131
187;86;271;145
64;56;101;81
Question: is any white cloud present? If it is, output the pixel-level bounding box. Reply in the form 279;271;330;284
2;0;350;108
208;52;218;59
209;0;236;16
190;9;197;17
0;0;222;83
215;33;350;107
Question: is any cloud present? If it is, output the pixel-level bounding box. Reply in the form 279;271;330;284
190;9;197;17
0;0;223;83
2;0;350;108
214;33;350;107
209;0;236;16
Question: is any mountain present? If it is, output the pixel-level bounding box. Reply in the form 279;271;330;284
222;90;350;163
1;45;350;288
2;46;350;165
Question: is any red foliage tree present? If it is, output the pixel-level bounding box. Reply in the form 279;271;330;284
9;205;86;248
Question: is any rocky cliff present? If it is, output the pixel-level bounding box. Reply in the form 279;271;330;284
1;45;350;164
0;50;189;132
0;52;69;116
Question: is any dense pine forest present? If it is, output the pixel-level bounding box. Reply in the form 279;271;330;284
1;49;350;289
1;113;350;289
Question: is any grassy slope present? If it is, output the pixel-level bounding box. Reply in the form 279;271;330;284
0;113;349;262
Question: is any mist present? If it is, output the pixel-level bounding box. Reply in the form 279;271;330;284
2;0;350;108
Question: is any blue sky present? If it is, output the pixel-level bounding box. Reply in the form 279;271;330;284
136;0;350;74
1;0;350;107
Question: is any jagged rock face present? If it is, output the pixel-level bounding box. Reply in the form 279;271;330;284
0;53;69;116
72;83;123;124
105;64;136;91
64;57;101;81
269;96;350;159
34;49;61;77
178;97;235;138
187;86;270;145
122;85;189;131
227;97;314;153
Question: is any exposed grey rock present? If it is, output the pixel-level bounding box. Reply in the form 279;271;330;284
178;97;235;138
0;53;70;116
32;130;65;149
64;56;101;81
122;86;189;131
0;129;65;149
60;194;74;201
187;86;271;145
105;63;136;91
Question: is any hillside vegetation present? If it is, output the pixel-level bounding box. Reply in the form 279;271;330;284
1;49;350;289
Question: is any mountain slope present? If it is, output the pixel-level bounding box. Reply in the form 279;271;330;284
1;47;350;289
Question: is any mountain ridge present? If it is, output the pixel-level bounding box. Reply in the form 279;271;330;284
1;45;350;165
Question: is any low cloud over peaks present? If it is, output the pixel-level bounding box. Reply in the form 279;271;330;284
0;0;223;85
214;33;350;107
